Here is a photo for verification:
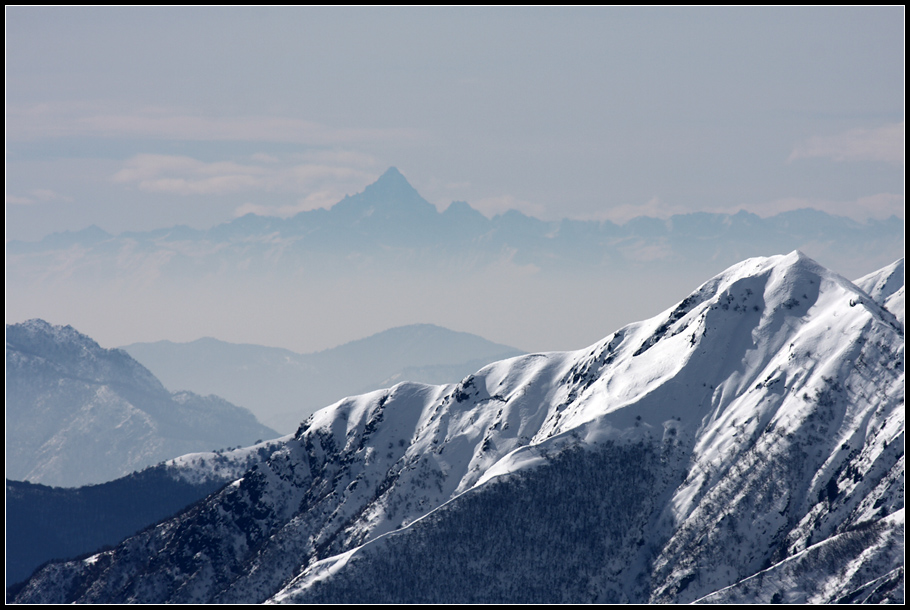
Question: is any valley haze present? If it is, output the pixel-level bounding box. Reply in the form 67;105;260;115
5;168;902;357
121;323;526;433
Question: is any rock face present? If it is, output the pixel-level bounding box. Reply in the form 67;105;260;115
11;253;904;604
6;319;279;487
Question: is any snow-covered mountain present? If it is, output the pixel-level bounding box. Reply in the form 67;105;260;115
6;319;279;487
6;438;290;585
11;252;903;603
854;258;904;328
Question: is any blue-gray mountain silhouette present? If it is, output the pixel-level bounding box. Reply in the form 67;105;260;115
9;168;900;280
122;324;525;434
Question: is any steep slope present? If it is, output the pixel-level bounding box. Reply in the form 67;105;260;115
854;258;904;328
12;253;903;603
6;319;279;487
272;251;905;604
693;509;903;604
122;324;524;433
6;438;289;586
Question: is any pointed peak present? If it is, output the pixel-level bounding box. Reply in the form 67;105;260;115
364;166;419;197
379;166;405;180
332;166;436;217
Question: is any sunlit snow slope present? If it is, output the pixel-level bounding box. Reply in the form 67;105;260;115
6;319;279;487
12;252;903;604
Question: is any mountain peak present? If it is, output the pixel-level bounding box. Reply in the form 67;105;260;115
7;318;98;353
377;166;406;182
332;167;437;219
6;318;166;395
12;255;904;603
361;166;423;202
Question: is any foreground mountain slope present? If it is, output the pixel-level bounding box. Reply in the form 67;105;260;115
854;258;904;328
271;251;905;604
6;438;289;586
6;320;279;487
122;324;524;433
693;509;903;604
12;252;903;603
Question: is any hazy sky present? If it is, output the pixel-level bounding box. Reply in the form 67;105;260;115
6;6;904;243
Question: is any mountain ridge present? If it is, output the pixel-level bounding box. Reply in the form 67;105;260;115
12;251;903;603
7;169;902;355
6;167;900;276
6;437;291;586
6;319;280;487
121;323;525;433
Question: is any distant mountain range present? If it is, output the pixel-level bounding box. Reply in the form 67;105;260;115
6;167;903;355
7;167;902;279
12;252;903;603
6;319;279;488
121;324;525;433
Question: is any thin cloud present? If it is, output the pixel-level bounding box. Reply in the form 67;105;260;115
6;102;426;146
789;122;904;165
234;190;350;218
136;175;264;196
112;155;268;196
111;154;378;198
5;189;72;206
294;150;379;167
251;153;281;164
289;164;373;187
6;194;35;206
445;181;472;190
112;154;209;183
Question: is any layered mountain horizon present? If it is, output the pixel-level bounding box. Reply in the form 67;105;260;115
6;167;903;356
11;251;903;603
8;167;902;273
121;323;525;433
